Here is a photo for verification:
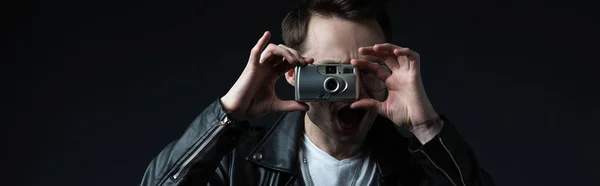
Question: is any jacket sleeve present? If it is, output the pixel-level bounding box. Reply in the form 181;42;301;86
408;115;495;186
141;99;247;186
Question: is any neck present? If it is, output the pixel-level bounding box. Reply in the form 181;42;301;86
303;114;363;160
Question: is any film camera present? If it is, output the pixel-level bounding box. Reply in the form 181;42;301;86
294;64;359;102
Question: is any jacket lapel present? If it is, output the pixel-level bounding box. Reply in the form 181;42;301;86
246;111;420;186
246;111;304;174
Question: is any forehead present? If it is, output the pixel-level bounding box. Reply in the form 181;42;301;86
303;15;386;63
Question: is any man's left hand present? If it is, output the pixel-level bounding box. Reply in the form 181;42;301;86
350;43;442;144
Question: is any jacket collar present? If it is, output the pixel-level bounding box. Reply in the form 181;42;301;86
246;111;304;174
246;111;414;178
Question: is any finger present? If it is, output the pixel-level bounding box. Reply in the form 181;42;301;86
373;43;399;53
350;98;382;113
273;60;294;75
351;59;391;81
393;48;420;63
260;44;299;66
272;57;314;78
303;57;314;64
359;46;399;69
358;47;389;60
278;44;307;66
272;100;309;112
375;43;410;69
249;31;271;64
392;48;420;71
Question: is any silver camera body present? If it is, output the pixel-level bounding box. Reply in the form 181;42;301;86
294;64;359;102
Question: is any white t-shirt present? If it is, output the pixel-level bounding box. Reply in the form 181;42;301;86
299;134;377;186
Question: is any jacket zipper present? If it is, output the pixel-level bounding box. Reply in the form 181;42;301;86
439;137;467;186
421;149;457;186
171;120;229;180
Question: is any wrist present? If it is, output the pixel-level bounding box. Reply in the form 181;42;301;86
219;96;244;122
409;116;443;144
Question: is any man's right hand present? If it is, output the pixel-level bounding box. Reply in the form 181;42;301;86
220;31;313;122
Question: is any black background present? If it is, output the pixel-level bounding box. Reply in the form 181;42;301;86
7;0;600;185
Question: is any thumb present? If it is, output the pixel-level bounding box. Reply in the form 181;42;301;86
350;98;382;112
272;100;309;112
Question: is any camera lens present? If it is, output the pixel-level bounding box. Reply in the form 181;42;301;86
326;66;337;74
324;77;339;92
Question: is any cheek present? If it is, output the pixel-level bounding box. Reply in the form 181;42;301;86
307;103;332;117
306;103;337;128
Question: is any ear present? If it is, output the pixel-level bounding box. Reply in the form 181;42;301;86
284;68;295;86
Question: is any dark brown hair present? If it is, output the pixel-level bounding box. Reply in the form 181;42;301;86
281;0;392;52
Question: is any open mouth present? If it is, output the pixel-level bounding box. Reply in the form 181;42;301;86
336;106;366;131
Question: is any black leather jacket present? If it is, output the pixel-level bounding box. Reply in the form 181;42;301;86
141;99;495;186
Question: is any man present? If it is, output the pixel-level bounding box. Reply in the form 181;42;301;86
141;0;494;185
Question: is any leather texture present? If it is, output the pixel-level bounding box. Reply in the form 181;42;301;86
141;99;495;186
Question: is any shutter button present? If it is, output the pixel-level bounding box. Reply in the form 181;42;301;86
252;153;263;161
